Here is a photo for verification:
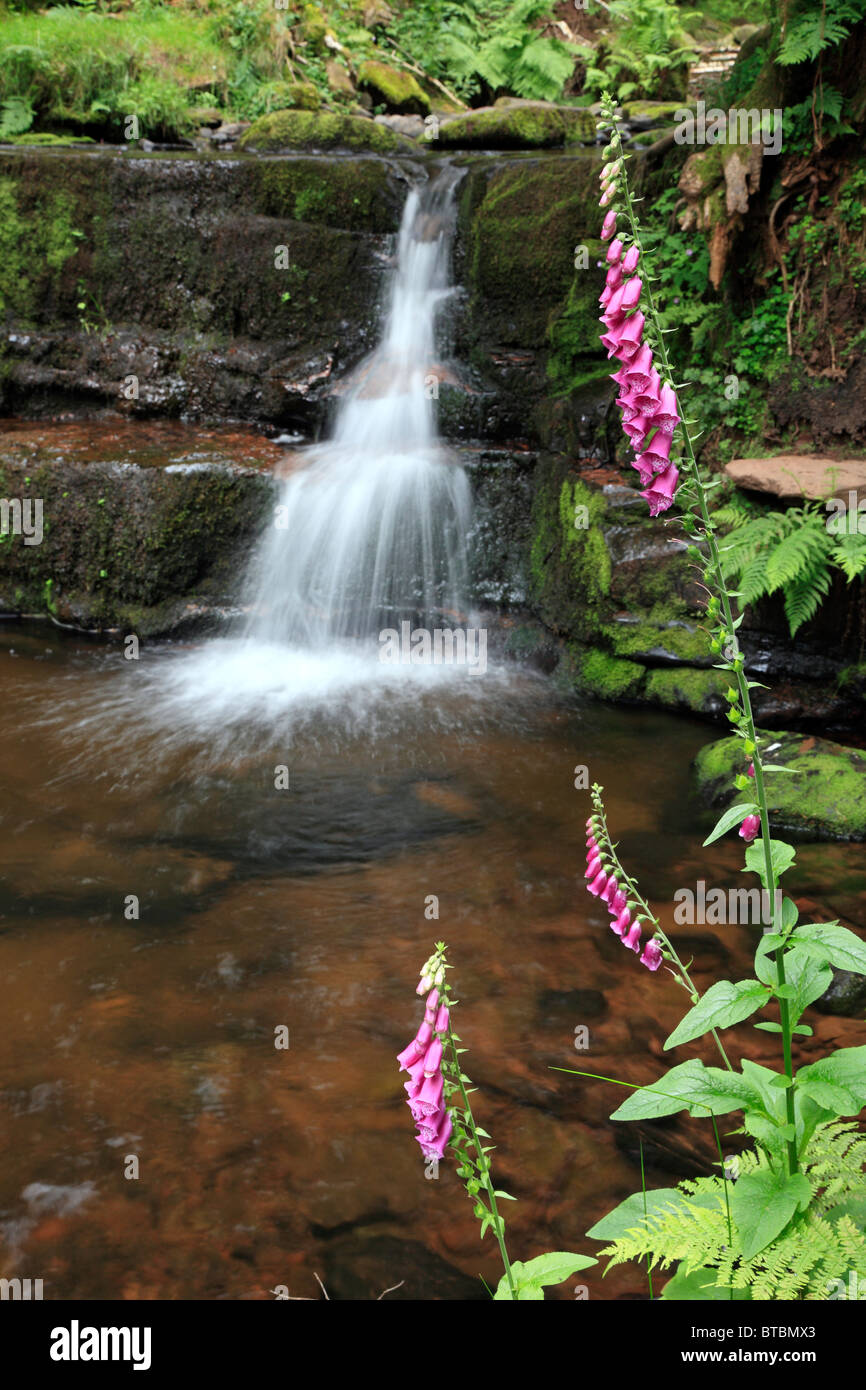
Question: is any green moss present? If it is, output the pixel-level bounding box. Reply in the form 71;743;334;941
693;731;866;841
0;177;81;317
623;100;695;122
529;469;611;641
251;157;400;233
433;104;594;149
574;647;646;700
462;156;602;348
606;619;708;663
547;265;608;398
358;60;430;115
644;667;729;714
238;109;412;154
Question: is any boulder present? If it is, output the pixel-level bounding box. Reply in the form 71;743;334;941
693;730;866;840
430;103;595;149
725;455;866;504
357;60;430;115
238;109;414;154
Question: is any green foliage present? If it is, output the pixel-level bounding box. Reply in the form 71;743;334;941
392;0;580;103
716;500;866;636
582;0;698;101
777;0;866;64
593;1124;866;1300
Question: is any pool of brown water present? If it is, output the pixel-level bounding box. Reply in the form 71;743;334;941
1;622;864;1300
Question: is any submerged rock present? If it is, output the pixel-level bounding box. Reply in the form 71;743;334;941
693;730;866;840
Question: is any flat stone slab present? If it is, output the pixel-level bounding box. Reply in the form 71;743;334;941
725;455;866;502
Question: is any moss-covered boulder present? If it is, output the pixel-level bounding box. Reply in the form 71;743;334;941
644;667;728;715
238;109;414;155
693;731;866;840
433;104;594;149
265;80;322;112
357;60;430;115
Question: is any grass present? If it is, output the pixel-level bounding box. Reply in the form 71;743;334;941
0;3;285;138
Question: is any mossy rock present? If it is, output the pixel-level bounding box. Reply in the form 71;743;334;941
266;80;322;113
238;110;413;155
358;60;430;115
623;100;695;126
529;469;611;642
693;731;866;841
606;618;710;665
432;104;595;149
570;647;646;700
644;667;728;715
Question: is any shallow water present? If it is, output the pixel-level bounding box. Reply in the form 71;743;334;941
2;624;865;1301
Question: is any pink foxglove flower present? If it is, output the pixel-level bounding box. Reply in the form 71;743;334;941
652;382;679;434
622;921;643;953
587;869;609;897
620;276;643;311
739;814;761;843
615;311;645;359
601;209;617;240
610;887;628;915
633;368;661;414
585;855;602;879
639;430;673;471
601;875;619;905
631;457;656;489
623;245;640;273
606;237;624;264
624;344;654;393
641;463;680;516
611;907;632;937
640;939;663;972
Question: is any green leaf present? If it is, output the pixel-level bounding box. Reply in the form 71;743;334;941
587;1189;682;1240
610;1059;759;1122
492;1253;596;1301
783;946;833;1027
661;1264;751;1300
731;1168;811;1259
792;923;866;977
797;1047;866;1114
744;838;796;888
703;803;760;847
664;979;771;1049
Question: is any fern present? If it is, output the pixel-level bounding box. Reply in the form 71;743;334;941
831;533;866;581
598;1123;866;1300
718;501;863;637
778;0;866;65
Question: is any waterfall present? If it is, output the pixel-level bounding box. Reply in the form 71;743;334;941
244;167;472;647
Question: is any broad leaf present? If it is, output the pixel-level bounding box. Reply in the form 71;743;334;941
731;1168;811;1259
587;1189;681;1240
783;946;833;1027
611;1060;759;1122
664;979;771;1050
661;1264;751;1300
703;803;760;847
792;923;866;977
797;1047;866;1114
743;838;796;888
492;1252;596;1300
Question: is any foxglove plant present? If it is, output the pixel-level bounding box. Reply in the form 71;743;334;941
398;943;596;1300
576;96;866;1300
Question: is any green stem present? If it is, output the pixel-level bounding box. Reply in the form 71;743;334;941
445;1025;517;1299
603;103;798;1175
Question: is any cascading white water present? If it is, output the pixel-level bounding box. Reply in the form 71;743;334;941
39;168;501;763
244;167;472;646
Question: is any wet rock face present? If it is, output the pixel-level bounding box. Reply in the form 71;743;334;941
0;148;413;430
0;421;277;636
